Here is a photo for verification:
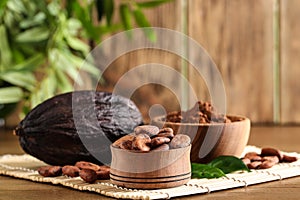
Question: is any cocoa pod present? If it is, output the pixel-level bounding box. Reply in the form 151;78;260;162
62;165;80;177
75;161;101;171
14;91;143;166
38;166;62;177
261;147;283;161
169;134;191;149
79;169;97;183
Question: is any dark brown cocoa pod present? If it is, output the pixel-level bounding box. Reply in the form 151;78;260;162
38;166;62;177
14;91;143;166
62;165;80;177
75;161;101;171
151;137;170;148
282;155;298;163
79;169;97;183
261;147;283;161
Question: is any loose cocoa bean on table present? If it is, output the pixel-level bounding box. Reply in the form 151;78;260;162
38;166;62;177
242;147;298;170
38;161;110;183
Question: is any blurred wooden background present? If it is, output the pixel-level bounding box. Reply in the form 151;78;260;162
96;0;299;124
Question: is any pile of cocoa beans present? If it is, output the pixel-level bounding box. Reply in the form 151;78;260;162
165;101;231;123
38;161;110;183
112;125;191;152
242;147;298;169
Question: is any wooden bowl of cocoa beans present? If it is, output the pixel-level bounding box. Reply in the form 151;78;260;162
110;125;191;189
151;101;251;163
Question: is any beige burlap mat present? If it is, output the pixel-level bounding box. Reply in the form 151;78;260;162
1;146;300;200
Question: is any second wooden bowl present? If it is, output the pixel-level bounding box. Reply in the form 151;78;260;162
152;115;250;163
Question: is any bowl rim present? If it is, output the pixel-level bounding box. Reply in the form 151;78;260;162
152;114;250;127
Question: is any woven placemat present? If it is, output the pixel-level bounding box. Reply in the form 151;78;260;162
1;146;300;199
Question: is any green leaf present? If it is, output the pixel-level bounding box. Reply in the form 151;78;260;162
0;25;12;68
65;36;89;55
208;156;250;174
133;8;156;42
104;0;114;25
191;163;225;179
0;86;23;104
120;4;132;31
16;26;50;43
54;67;73;92
0;71;37;91
20;12;46;29
12;53;45;71
136;0;174;8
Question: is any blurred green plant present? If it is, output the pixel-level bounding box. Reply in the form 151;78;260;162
0;0;173;118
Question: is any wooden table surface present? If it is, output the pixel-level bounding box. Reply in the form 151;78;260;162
1;125;300;200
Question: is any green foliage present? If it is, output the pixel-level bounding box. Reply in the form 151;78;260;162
0;0;173;116
192;156;250;179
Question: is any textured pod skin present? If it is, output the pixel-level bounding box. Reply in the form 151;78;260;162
14;91;143;165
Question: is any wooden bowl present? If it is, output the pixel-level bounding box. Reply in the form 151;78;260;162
151;115;250;163
110;145;191;189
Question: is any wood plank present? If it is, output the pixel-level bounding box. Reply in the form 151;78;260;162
280;0;300;124
187;0;274;123
97;1;183;123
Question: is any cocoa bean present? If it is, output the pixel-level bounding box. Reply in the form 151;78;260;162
62;165;80;177
261;147;283;161
260;161;276;169
134;125;159;137
151;137;170;148
156;128;174;139
119;140;133;150
241;158;251;165
79;169;97;183
169;134;191;149
247;161;262;169
132;133;151;152
112;135;135;148
96;170;110;180
262;156;279;164
75;161;101;171
38;166;62;177
244;152;260;159
152;144;170;151
282;155;298;163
